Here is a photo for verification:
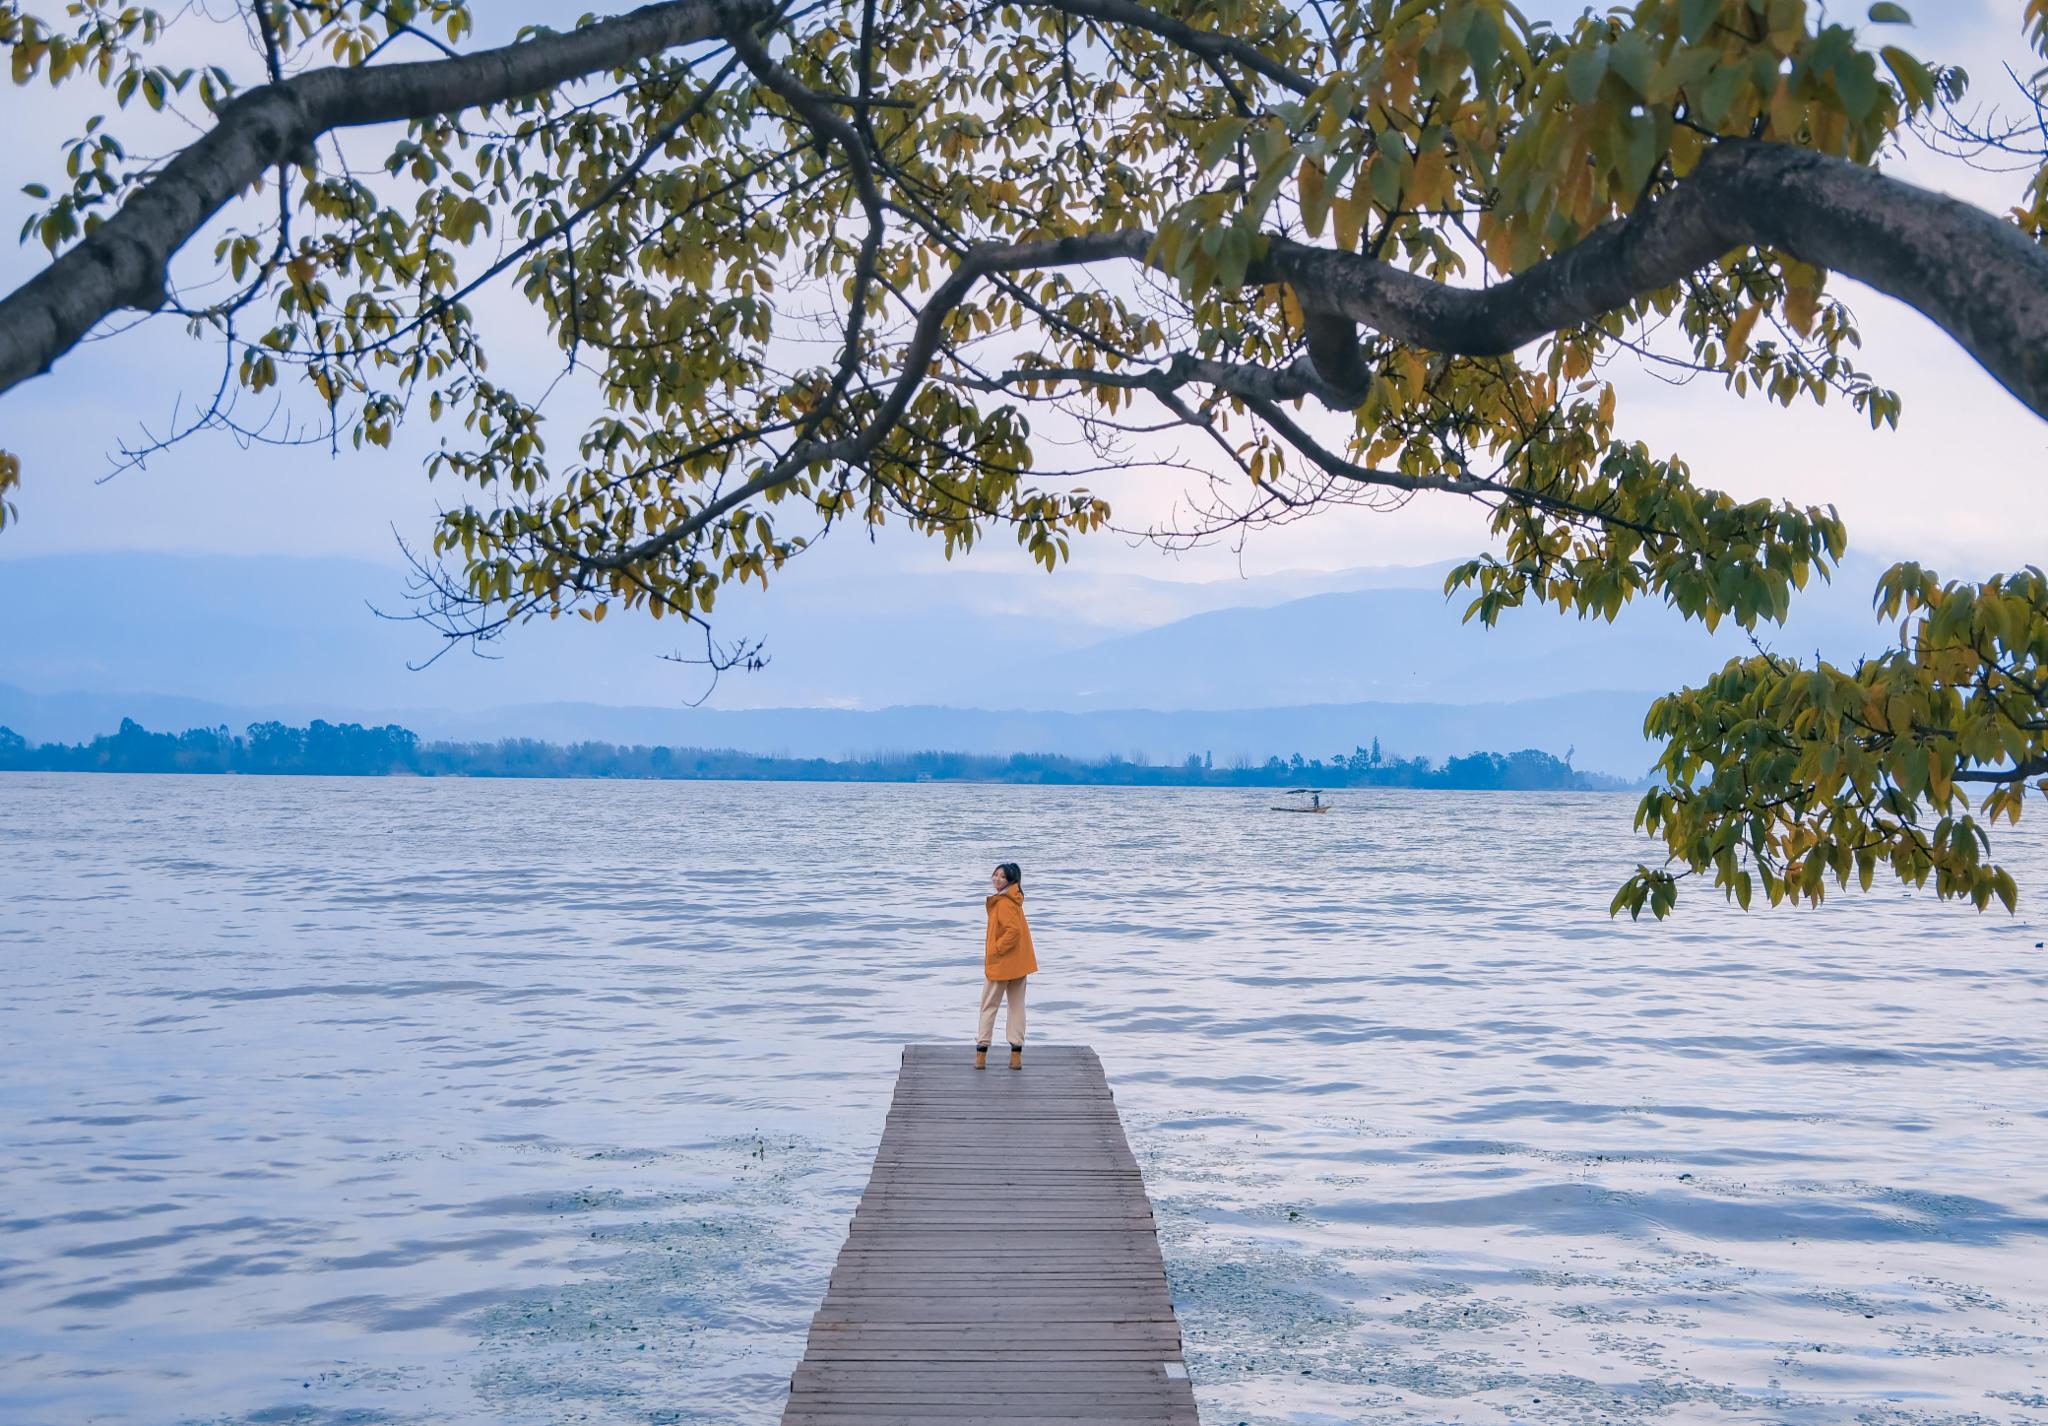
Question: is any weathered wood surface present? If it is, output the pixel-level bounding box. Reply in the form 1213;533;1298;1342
781;1043;1196;1425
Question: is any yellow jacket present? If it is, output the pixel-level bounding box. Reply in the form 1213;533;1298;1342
983;884;1038;980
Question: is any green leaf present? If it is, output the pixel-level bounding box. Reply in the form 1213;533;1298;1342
1249;120;1289;169
1196;118;1247;172
1866;3;1913;23
1609;32;1656;98
1699;61;1749;126
1565;44;1609;106
1617;116;1661;197
1245;156;1294;225
1214;224;1251;292
1466;10;1502;90
1680;0;1724;43
1369;153;1402;209
1832;52;1880;120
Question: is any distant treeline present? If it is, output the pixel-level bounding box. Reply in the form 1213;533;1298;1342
0;718;1627;790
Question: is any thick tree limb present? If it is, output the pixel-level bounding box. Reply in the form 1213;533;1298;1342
0;0;771;397
573;126;2048;576
844;141;2048;426
1260;140;2048;421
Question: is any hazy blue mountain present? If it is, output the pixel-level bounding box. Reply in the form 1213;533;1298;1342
0;551;1453;713
0;549;1898;712
0;683;266;744
0;548;1910;775
925;568;1897;710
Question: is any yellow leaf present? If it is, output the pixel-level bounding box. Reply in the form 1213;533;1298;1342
1279;285;1305;335
1726;304;1762;362
1333;194;1363;252
1298;157;1327;238
1783;280;1818;337
1410;149;1448;209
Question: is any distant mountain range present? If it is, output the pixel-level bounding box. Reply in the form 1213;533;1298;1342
0;548;1909;777
0;550;1457;712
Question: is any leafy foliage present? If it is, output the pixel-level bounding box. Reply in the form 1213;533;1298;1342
4;0;2048;913
1614;564;2048;917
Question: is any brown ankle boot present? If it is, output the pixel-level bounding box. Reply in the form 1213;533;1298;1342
1008;1045;1022;1070
974;1046;987;1069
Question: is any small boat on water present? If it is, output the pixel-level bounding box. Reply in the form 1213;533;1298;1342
1271;787;1331;813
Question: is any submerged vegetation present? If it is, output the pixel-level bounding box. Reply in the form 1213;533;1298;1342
0;719;1619;790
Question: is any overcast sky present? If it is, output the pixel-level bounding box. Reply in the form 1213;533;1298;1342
0;0;2040;593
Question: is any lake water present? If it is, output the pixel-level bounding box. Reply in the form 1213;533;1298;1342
2;773;2045;1425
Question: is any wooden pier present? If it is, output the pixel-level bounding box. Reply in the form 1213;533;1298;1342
780;1043;1197;1425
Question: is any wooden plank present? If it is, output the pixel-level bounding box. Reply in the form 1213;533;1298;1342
780;1043;1196;1424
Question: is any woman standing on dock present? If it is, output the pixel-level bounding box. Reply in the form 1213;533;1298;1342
978;862;1037;1070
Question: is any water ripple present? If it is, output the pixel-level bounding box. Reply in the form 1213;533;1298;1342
2;774;2045;1424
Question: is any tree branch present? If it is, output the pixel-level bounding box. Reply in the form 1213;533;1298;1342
584;231;1145;575
1029;0;1320;101
0;0;772;397
819;140;2048;426
859;146;2048;419
729;27;887;449
1259;140;2048;421
581;119;2048;577
1955;755;2048;784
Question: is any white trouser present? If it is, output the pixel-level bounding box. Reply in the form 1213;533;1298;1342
977;976;1026;1047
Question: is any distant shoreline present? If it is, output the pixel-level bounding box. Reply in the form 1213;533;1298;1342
0;718;1639;792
